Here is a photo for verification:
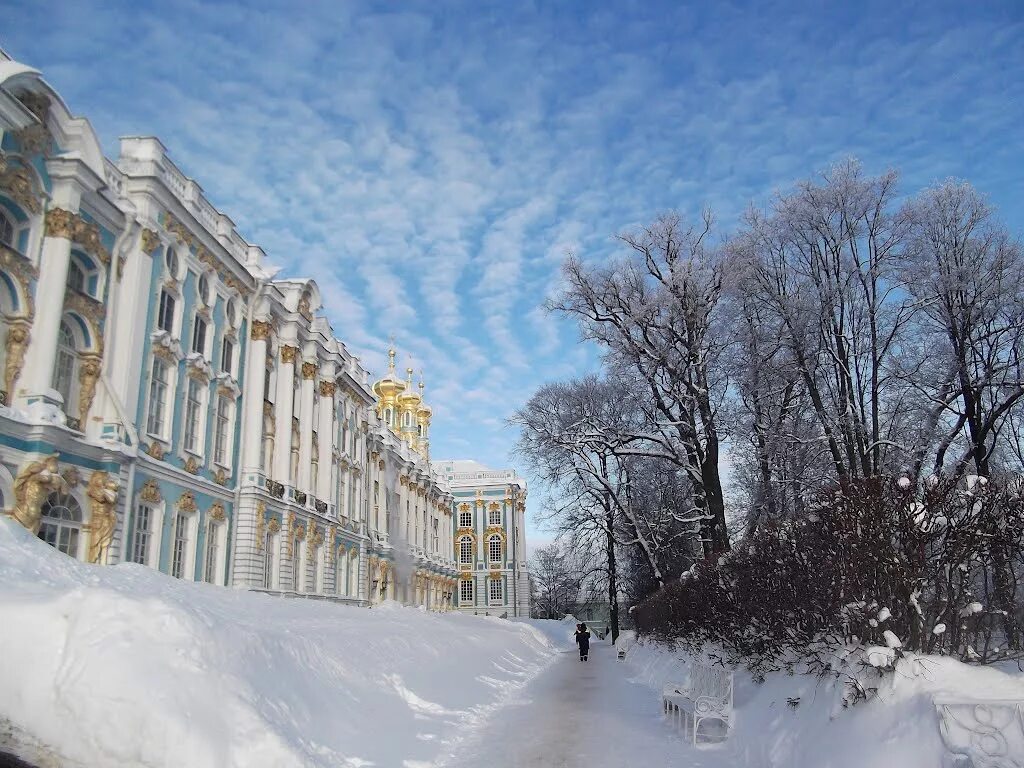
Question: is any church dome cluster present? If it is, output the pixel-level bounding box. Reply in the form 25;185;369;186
371;343;433;459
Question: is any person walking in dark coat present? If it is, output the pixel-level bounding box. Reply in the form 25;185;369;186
575;622;591;661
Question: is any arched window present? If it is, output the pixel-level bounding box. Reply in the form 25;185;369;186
66;260;86;293
0;210;13;247
459;535;473;564
52;321;77;408
488;535;502;563
38;491;83;557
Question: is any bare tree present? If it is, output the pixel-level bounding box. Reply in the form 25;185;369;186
552;213;731;553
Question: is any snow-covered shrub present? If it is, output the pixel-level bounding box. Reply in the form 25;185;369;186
633;475;1024;671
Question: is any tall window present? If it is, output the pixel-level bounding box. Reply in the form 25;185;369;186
158;290;176;333
38;491;83;557
488;535;502;563
131;504;154;565
459;536;473;564
66;260;86;293
191;316;207;355
204;524;220;584
459;510;472;528
0;210;13;246
292;543;302;591
164;247;179;277
432;519;439;553
183;379;203;453
488;506;501;526
53;321;77;408
213;395;231;466
262;531;276;589
198;273;211;305
312;547;322;593
171;514;190;579
146;358;170;437
220;338;234;375
489;579;502;603
460;579;473;603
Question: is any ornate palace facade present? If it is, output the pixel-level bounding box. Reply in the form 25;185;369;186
0;49;521;614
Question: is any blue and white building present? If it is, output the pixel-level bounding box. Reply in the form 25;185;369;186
0;48;475;608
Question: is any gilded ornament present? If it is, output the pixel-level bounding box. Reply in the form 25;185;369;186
139;479;162;503
280;345;298;364
162;212;193;247
213;467;228;486
297;292;312;320
3;320;30;399
85;471;119;564
458;503;471;513
72;217;111;265
184;456;200;474
153;344;177;363
0;156;41;214
60;466;81;488
10;454;65;533
77;355;101;425
319;380;336;397
267;516;281;534
301;361;318;380
140;228;160;254
209;502;226;522
177;491;198;514
250;319;273;340
45;207;75;239
12;93;50;154
146;442;166;460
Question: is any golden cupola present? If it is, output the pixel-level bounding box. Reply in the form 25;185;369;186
416;376;432;460
372;345;407;432
397;367;422;444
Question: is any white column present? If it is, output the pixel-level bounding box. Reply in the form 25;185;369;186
21;214;73;403
241;319;270;470
297;356;316;492
316;368;335;501
273;342;297;482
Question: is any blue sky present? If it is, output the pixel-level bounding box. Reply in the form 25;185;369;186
3;0;1022;546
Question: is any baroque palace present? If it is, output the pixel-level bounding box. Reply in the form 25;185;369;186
0;49;528;616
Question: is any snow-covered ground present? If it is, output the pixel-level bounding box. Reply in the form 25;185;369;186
0;520;557;767
5;515;1023;768
625;639;1024;768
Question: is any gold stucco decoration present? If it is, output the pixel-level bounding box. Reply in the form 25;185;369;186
184;456;200;475
209;502;226;522
9;454;65;533
319;380;336;397
267;516;281;534
45;207;75;239
77;354;101;425
85;470;119;564
71;217;110;266
250;319;273;340
140;228;160;254
177;491;198;514
301;361;318;380
0;155;41;214
139;479;162;503
280;345;298;364
146;442;166;460
3;320;30;400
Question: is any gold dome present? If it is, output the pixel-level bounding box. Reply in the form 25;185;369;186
397;367;422;408
372;346;407;400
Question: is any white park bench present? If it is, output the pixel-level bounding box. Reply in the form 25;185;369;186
933;697;1024;768
662;661;734;745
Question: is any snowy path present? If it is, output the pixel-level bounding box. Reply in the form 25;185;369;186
440;640;731;768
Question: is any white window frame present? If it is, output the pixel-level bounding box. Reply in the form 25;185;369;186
170;511;198;580
191;314;208;357
146;357;173;440
220;337;234;376
488;535;502;564
489;578;503;604
131;501;163;568
263;531;279;589
204;520;223;584
157;289;177;335
182;377;207;456
488;506;501;526
292;540;305;592
459;536;473;565
460;579;473;603
213;394;232;468
38;490;85;559
459;510;472;528
53;320;77;410
313;545;323;594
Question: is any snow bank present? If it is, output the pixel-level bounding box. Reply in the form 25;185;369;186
511;615;581;651
0;521;557;768
625;638;1024;768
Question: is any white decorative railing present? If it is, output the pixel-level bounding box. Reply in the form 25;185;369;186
934;698;1024;768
